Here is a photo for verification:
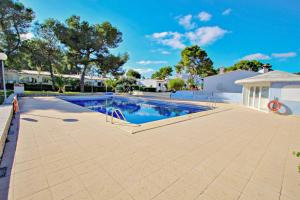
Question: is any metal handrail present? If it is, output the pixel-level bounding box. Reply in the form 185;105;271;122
111;109;127;123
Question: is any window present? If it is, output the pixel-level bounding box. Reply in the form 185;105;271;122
261;87;269;98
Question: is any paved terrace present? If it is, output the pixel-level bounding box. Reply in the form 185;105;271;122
0;97;299;200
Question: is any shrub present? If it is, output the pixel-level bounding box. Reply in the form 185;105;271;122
143;87;156;92
168;78;185;91
115;84;125;93
55;76;65;93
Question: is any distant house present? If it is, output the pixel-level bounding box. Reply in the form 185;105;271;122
5;70;105;86
235;70;300;115
137;79;167;92
203;69;260;93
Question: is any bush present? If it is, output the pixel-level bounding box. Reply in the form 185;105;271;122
24;83;56;91
168;78;185;91
115;84;125;93
143;87;156;92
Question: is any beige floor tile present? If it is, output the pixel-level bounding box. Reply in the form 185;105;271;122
46;167;76;186
20;189;52;200
50;178;85;200
126;177;163;200
13;167;48;199
63;190;92;200
110;191;134;200
1;97;299;200
86;176;123;200
71;159;99;175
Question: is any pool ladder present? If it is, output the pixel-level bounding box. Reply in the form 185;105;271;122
110;109;127;124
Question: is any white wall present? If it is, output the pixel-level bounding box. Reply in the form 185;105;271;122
138;79;167;92
170;90;242;104
204;70;259;93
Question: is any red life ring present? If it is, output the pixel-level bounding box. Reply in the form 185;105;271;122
267;100;281;112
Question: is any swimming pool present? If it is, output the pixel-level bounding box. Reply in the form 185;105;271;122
62;96;209;124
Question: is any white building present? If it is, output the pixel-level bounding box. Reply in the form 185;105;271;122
203;70;260;93
137;79;168;92
235;70;300;115
5;70;105;86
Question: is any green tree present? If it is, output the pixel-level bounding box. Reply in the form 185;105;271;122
151;66;173;80
175;62;184;74
55;75;65;93
116;77;136;93
0;0;34;89
96;53;128;78
177;45;215;78
126;69;141;79
54;15;126;92
32;19;64;90
168;78;185;91
225;60;272;72
22;19;65;91
104;78;117;91
0;0;35;57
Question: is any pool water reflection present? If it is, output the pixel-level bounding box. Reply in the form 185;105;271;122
63;96;209;124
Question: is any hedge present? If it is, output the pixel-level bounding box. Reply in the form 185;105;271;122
5;83;113;93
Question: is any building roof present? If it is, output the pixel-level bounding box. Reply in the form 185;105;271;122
204;69;259;79
235;70;300;84
8;70;105;81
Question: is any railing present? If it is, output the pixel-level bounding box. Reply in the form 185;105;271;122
110;109;127;124
207;97;217;109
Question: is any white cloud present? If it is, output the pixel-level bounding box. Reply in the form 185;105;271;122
222;8;232;16
241;53;271;60
132;68;155;74
186;26;228;46
272;52;297;58
152;32;169;39
136;60;168;65
151;49;171;55
20;32;34;41
161;50;171;55
178;14;195;30
149;32;185;49
198;11;212;22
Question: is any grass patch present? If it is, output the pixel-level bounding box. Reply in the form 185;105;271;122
0;90;13;104
23;90;81;96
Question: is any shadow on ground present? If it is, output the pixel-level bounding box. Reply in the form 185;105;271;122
0;113;20;200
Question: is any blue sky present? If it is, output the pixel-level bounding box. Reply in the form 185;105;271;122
20;0;300;77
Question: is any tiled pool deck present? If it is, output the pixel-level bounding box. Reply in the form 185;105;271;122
0;96;299;200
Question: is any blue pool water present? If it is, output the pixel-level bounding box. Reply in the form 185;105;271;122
63;96;209;124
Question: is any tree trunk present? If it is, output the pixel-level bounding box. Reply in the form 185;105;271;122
0;61;4;90
80;65;87;93
49;65;56;91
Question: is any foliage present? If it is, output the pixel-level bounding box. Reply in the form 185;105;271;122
0;0;35;57
96;53;128;78
116;77;136;92
55;76;65;93
53;15;127;92
225;60;272;72
0;0;34;89
175;63;184;74
151;66;173;80
293;151;300;173
126;69;141;79
187;78;196;89
104;78;117;91
168;78;185;91
177;45;215;78
0;90;13;104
